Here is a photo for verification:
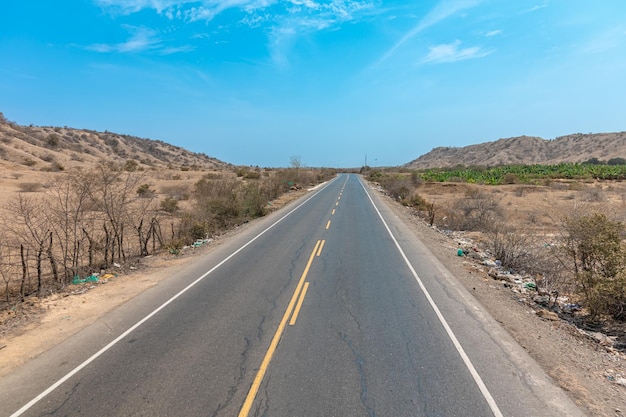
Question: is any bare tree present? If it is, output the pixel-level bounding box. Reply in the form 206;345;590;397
46;170;95;283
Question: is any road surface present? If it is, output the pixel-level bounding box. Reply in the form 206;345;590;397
1;174;585;416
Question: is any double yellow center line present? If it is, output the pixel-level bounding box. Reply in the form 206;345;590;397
238;239;325;417
239;187;344;417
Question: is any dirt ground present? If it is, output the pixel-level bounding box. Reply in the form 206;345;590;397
1;180;625;417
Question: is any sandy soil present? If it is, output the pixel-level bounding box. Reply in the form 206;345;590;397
1;181;625;417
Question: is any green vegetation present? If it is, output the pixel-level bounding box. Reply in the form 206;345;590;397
559;213;626;320
405;163;626;184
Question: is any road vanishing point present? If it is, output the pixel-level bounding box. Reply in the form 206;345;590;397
1;174;585;417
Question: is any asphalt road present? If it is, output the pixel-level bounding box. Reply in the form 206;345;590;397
1;174;585;417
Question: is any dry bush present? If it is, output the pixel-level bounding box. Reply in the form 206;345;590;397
556;212;626;320
503;173;519;184
22;158;36;167
452;189;503;231
161;184;190;200
378;174;413;202
18;182;42;193
489;223;535;272
582;187;606;202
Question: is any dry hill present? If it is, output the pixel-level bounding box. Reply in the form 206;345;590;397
0;112;228;172
406;132;626;169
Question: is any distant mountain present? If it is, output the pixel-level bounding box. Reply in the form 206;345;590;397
405;132;626;169
0;112;228;171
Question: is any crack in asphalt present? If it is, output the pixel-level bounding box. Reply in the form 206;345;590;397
256;315;266;341
211;239;309;417
99;320;114;335
210;337;251;417
339;332;377;417
40;383;80;416
256;371;271;417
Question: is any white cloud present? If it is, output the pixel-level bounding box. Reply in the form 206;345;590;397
485;29;501;37
87;25;193;54
93;0;376;64
94;0;184;14
160;45;196;54
266;0;375;65
377;0;484;65
87;26;161;53
523;2;548;14
420;40;492;64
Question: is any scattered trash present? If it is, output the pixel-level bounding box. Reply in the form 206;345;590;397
72;274;99;285
192;238;213;247
113;262;121;268
457;248;464;256
561;303;582;313
533;295;550;306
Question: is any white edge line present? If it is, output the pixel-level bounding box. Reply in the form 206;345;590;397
9;176;339;417
358;178;504;417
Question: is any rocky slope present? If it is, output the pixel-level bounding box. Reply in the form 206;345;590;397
406;132;626;169
0;112;228;172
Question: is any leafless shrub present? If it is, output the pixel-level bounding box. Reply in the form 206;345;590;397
43;161;64;172
161;184;190;200
453;189;503;231
582;187;606;202
22;158;36;167
18;182;42;192
489;223;535;272
377;174;413;202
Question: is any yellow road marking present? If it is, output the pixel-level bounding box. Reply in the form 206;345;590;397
326;220;331;230
289;282;310;326
238;240;321;417
335;202;339;206
317;240;325;256
332;209;335;215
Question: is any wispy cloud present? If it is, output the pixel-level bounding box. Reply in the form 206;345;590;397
420;40;492;64
523;1;548;14
94;0;376;64
96;0;373;25
94;0;184;14
87;26;161;53
87;25;193;54
376;0;484;65
267;0;376;65
485;29;501;37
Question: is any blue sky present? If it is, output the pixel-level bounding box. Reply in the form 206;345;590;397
1;1;625;167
